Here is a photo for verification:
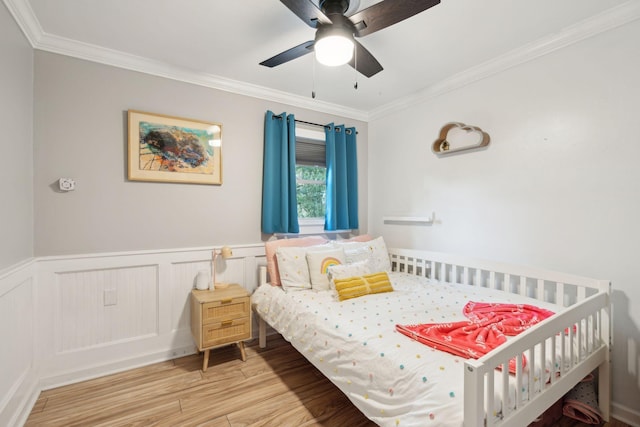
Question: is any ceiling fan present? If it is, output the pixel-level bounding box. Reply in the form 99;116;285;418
260;0;440;78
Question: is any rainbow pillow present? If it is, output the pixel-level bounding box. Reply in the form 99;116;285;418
306;248;346;291
334;272;394;301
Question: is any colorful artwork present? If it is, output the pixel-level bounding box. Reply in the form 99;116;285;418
139;121;216;173
128;110;222;185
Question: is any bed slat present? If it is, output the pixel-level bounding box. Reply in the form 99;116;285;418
519;276;526;297
501;363;510;418
536;279;544;301
577;285;586;302
539;338;546;392
560;329;566;377
486;372;495;427
515;355;523;409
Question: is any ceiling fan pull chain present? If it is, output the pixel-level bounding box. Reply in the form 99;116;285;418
354;45;358;90
312;53;317;99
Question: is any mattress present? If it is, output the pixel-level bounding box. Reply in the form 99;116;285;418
252;272;566;427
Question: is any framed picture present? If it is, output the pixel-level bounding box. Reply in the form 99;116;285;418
127;110;222;185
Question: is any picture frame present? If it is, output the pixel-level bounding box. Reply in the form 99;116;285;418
127;110;223;185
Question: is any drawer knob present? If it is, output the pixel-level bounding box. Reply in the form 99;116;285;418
221;320;233;327
221;298;233;304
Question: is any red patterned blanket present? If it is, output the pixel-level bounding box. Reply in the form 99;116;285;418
396;301;555;373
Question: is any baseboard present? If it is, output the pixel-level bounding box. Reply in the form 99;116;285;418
0;369;39;427
612;402;640;427
39;343;197;391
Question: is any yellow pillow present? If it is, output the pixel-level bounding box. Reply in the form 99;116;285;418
334;272;393;301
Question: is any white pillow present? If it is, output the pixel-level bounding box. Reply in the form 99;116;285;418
276;246;311;292
327;259;373;290
334;236;391;272
306;247;346;291
276;243;333;291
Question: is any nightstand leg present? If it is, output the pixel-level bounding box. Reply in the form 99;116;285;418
238;341;247;362
202;349;210;372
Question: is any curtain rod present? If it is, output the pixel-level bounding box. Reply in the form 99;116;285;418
272;114;357;134
295;119;329;129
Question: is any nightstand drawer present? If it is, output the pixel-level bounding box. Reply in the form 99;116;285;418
202;296;249;324
202;316;251;347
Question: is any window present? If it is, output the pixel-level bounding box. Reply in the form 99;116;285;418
261;111;358;235
295;126;326;226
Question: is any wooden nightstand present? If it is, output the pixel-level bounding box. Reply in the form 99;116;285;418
190;284;251;372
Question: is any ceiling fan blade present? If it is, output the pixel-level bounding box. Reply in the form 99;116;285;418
280;0;332;28
260;40;315;68
350;0;440;37
348;40;383;78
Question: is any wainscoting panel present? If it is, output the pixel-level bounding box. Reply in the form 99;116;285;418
36;244;266;390
56;265;159;353
0;261;39;427
0;277;33;400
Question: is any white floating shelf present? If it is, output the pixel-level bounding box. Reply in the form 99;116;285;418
383;213;435;225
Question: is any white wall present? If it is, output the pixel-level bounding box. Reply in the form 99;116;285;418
0;3;37;426
368;19;640;422
0;1;33;270
33;51;369;256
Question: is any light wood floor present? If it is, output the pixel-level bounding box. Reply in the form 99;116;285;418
26;335;629;427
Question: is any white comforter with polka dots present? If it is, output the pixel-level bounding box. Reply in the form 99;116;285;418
252;272;565;427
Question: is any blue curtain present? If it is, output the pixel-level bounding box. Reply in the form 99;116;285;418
325;124;358;231
261;111;299;234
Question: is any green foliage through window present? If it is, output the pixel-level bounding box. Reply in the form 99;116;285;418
296;165;326;219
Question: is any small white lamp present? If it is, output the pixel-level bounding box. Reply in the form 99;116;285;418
211;245;233;290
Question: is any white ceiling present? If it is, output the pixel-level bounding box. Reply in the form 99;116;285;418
6;0;637;119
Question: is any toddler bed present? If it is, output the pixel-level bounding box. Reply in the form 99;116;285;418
252;239;611;427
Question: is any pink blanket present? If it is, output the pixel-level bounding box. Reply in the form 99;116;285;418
396;301;554;373
562;375;603;424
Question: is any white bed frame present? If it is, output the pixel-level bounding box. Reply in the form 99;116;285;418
256;248;611;427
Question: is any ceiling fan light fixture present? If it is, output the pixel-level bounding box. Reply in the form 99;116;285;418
314;30;354;67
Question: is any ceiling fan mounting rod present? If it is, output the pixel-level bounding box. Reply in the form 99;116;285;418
317;0;355;35
319;0;350;15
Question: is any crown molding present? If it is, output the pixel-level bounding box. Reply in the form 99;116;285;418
3;0;42;45
369;0;640;120
5;0;640;123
